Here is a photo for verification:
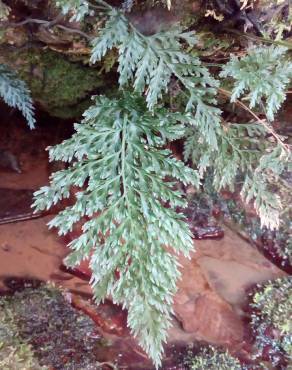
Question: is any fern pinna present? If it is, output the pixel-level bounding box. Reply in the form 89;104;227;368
0;64;35;129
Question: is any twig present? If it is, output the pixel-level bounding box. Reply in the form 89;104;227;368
0;17;92;41
56;25;93;41
224;28;292;49
218;87;290;152
1;14;63;28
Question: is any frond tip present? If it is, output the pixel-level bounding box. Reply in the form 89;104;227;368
0;64;35;129
220;46;292;121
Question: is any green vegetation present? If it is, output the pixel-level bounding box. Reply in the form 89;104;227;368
0;294;47;370
186;345;242;370
0;64;35;128
18;49;107;119
31;1;292;366
0;284;114;370
250;277;292;366
33;92;199;364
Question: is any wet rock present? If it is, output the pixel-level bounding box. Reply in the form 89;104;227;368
176;291;244;344
171;227;286;348
191;225;224;240
197;257;282;306
0;188;40;224
0;149;21;173
70;294;129;337
173;253;244;346
3;277;42;293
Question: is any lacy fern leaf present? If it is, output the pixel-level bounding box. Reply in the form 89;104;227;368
0;64;35;129
90;8;221;148
55;0;91;21
220;46;292;120
184;123;290;230
33;93;199;367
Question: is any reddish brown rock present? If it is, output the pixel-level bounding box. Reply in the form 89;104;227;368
171;227;285;348
173;254;244;346
181;291;243;343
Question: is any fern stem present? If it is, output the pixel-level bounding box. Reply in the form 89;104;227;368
121;114;129;203
224;28;292;50
93;0;112;10
218;87;290;152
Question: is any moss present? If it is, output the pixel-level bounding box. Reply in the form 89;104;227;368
250;277;292;367
0;283;114;369
185;345;243;370
0;300;47;370
13;48;109;119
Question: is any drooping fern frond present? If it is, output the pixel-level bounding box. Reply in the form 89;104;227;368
220;46;292;121
184;44;292;230
90;7;222;149
33;92;200;367
35;1;292;365
184;122;290;230
0;64;35;129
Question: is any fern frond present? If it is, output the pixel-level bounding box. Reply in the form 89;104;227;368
184;122;290;230
55;0;111;20
220;46;292;121
33;92;199;367
0;64;35;129
55;0;91;21
90;8;221;149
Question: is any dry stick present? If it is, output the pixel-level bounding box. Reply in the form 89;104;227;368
218;87;290;152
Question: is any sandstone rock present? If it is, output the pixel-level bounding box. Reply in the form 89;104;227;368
171;227;286;348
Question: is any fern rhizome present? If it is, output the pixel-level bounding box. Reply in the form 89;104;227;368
33;1;292;367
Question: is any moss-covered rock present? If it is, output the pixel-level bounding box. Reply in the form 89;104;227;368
0;297;47;370
250;277;292;367
185;345;243;370
22;49;109;118
0;47;111;119
0;283;114;369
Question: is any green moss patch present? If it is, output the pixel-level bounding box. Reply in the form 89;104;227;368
0;283;114;369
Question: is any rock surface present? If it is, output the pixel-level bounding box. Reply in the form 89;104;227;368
171;227;286;348
0;210;285;351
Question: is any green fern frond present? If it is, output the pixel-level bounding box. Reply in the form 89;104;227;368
90;8;221;148
0;64;35;129
55;0;110;21
33;92;199;367
220;46;292;120
55;0;91;21
184;122;290;230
